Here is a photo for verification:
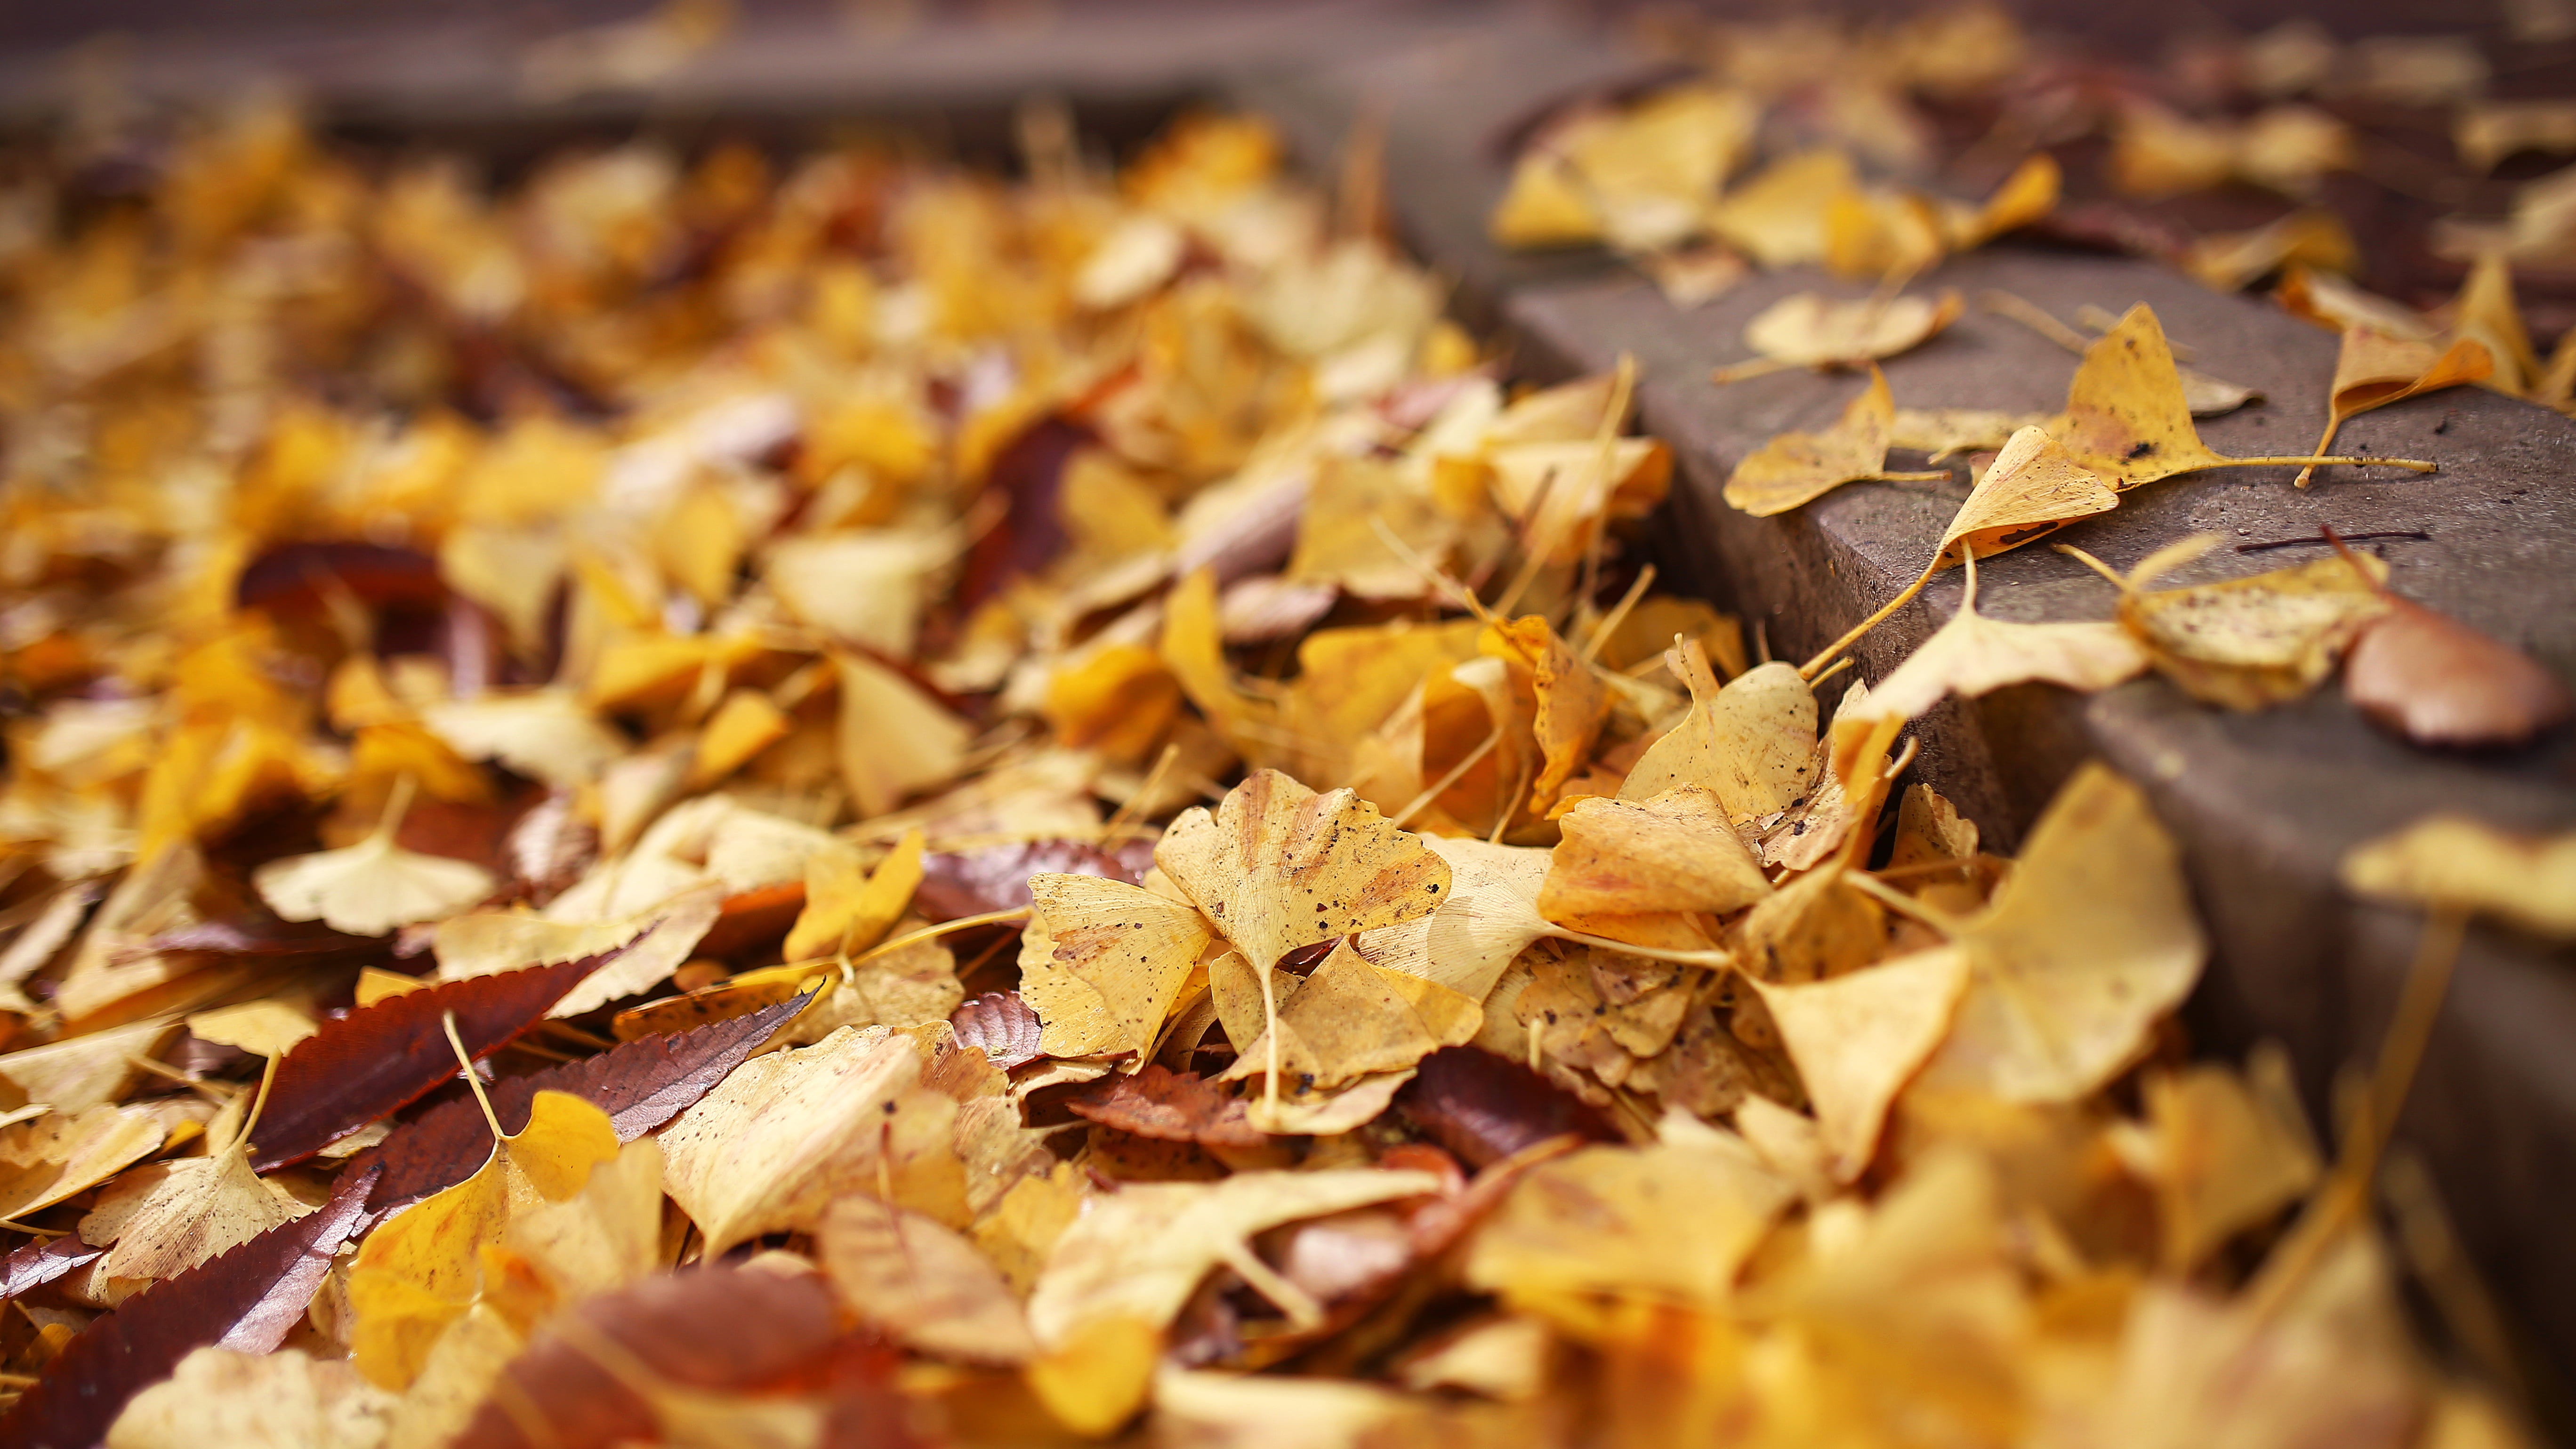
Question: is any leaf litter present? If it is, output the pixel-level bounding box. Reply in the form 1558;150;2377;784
0;72;2543;1449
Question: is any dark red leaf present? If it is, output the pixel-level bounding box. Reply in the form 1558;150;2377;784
364;991;807;1212
694;879;807;960
914;837;1151;922
1067;1064;1267;1150
948;991;1043;1071
958;415;1090;610
0;1166;376;1449
2343;595;2575;748
0;1235;101;1304
1394;1046;1620;1169
233;541;446;615
247;948;628;1171
455;1266;843;1449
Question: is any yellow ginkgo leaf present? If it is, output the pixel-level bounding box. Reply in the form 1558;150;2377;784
1887;406;2043;460
1480;616;1610;813
1722;367;1952;517
1540;788;1772;921
1220;937;1481;1093
2047;305;2433;490
1465;1135;1793;1306
822;1195;1038;1363
784;829;924;963
2339;815;2576;939
1717;290;1963;382
835;651;974;820
2140;1055;2321;1271
2449;252;2541;396
2292;330;2493;487
1863;547;2149;724
1619;651;1818;824
0;1103;167;1223
1916;763;2204;1103
1155;770;1451;975
2109;542;2390;711
252;781;496;937
1750;944;1970;1182
1017;871;1216;1059
1708;150;1858;268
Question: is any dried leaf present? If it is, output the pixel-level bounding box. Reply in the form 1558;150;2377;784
1918;764;2204;1102
249;949;620;1170
1727;290;1962;375
1540;788;1771;919
1155;770;1452;973
1066;1064;1265;1149
0;1234;104;1304
821;1196;1038;1363
1018;872;1215;1060
435;884;723;1020
2341;816;2576;938
1865;551;2149;723
1465;1134;1792;1305
950;990;1044;1070
106;1346;393;1449
365;991;807;1212
1393;1046;1621;1168
1221;937;1483;1093
1619;656;1818;823
1750;945;1970;1181
252;810;495;940
2343;595;2574;747
1723;368;1951;516
0;1104;169;1223
915;838;1151;921
0;1165;376;1449
2120;547;2389;710
784;828;922;962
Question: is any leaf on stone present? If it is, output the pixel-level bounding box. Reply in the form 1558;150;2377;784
364;990;808;1212
1917;763;2205;1102
1723;367;1951;516
2292;329;2491;487
1066;1063;1266;1149
2342;592;2573;747
1888;406;2043;460
1393;1046;1622;1168
1721;290;1963;377
2340;815;2576;939
1018;873;1215;1060
2116;541;2390;710
1865;547;2149;724
248;947;623;1170
1155;769;1453;974
450;1266;849;1449
821;1195;1039;1363
0;1163;376;1449
1940;426;2117;566
1749;944;1970;1182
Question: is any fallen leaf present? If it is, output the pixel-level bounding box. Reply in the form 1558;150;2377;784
0;1104;168;1223
2140;1054;2321;1270
1717;290;1962;380
915;838;1151;920
1917;763;2204;1102
106;1345;393;1449
2118;543;2390;710
656;1024;954;1255
1888;407;2042;459
1156;770;1452;976
821;1195;1038;1363
249;949;622;1170
1750;945;1970;1182
2340;816;2576;938
1221;937;1483;1093
1722;367;1953;516
1017;871;1215;1059
1540;788;1771;919
950;990;1044;1070
182;1001;317;1059
1619;653;1818;823
0;1234;105;1305
784;828;923;962
0;1164;376;1449
836;651;974;820
1864;547;2149;723
365;993;803;1214
1350;837;1552;1001
1393;1046;1622;1168
421;692;628;790
252;788;497;938
347;1090;622;1388
2342;593;2574;747
87;1136;313;1288
435;885;723;1020
2293;330;2491;487
1067;1064;1265;1149
1465;1134;1793;1305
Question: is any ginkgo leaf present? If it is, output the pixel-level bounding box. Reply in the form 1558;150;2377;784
433;884;724;1020
105;1346;393;1449
1717;290;1962;381
1864;547;2149;724
821;1196;1038;1363
253;789;496;937
1888;407;2041;459
420;692;627;789
1708;150;1859;267
2115;544;2390;710
0;1103;166;1223
1540;788;1772;920
1464;1135;1793;1305
834;651;972;820
2340;815;2576;939
2141;1056;2321;1270
1154;770;1451;974
1025;1167;1442;1350
2294;330;2492;486
183;1000;317;1060
2046;304;2433;490
1917;763;2204;1102
88;1135;312;1287
1350;836;1552;1001
348;1089;622;1389
783;829;922;962
1017;872;1216;1060
1750;944;1969;1182
1722;367;1951;516
1219;938;1481;1093
1482;616;1611;814
1619;652;1818;824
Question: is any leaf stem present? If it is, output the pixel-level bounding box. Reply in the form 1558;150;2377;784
442;1008;507;1145
1801;551;1939;679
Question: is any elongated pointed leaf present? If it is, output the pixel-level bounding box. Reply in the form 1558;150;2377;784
0;1165;375;1449
247;946;629;1171
0;1234;102;1304
364;991;809;1212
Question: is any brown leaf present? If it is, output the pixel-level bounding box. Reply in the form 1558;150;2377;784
0;1165;376;1449
2343;595;2574;748
364;990;809;1212
451;1265;861;1449
950;990;1044;1071
1067;1064;1267;1150
0;1233;103;1304
247;945;628;1171
1394;1046;1621;1168
917;838;1154;922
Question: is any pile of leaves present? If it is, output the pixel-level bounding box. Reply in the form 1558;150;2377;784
0;89;2548;1449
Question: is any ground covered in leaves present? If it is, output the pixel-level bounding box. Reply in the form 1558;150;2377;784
0;24;2560;1447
